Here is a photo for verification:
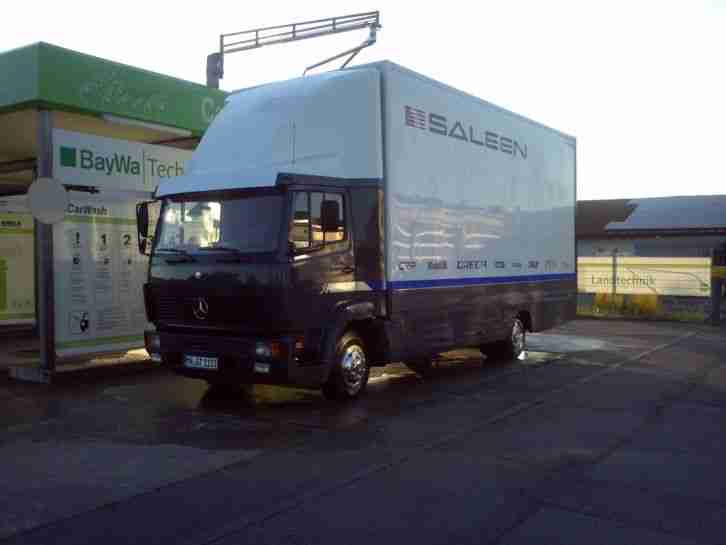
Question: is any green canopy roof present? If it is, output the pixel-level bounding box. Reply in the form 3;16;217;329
0;42;226;136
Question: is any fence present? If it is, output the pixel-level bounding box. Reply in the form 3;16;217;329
577;256;724;322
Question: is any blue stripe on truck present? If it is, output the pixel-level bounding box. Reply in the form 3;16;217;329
388;273;576;290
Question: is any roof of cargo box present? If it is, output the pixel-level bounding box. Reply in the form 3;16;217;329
355;60;576;143
156;60;575;197
156;67;383;197
224;60;576;144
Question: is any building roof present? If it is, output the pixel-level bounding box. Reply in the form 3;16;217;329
577;195;726;237
0;42;228;194
0;42;226;136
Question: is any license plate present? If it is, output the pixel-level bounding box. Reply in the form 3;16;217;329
254;362;271;374
183;354;219;370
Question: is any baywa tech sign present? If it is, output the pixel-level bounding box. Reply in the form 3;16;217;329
59;146;184;179
54;129;192;192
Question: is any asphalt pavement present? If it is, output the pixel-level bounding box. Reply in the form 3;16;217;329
1;319;725;545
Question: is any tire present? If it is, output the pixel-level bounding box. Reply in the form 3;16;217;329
322;331;370;400
481;318;526;361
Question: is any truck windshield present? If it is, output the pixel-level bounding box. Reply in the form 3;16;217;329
154;193;283;254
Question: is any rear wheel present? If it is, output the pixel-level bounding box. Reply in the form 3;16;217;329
481;318;526;361
322;332;369;400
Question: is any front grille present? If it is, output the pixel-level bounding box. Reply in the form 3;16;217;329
154;293;273;327
156;294;190;323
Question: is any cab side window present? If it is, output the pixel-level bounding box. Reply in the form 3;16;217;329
290;191;346;252
290;192;310;250
310;192;324;248
324;193;345;243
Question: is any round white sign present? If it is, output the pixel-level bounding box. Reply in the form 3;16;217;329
27;177;68;224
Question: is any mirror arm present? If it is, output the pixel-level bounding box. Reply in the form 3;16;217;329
136;202;151;255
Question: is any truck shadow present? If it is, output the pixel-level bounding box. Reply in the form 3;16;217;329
195;349;564;426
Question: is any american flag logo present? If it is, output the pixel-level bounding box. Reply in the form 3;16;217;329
404;106;426;129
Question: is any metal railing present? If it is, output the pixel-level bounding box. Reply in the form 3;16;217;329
221;11;380;54
207;11;381;87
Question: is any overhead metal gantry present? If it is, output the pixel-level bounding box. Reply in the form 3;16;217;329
206;11;381;88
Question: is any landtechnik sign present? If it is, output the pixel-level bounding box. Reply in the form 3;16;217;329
54;129;192;192
578;257;711;297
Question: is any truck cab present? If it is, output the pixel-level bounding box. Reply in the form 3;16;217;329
139;175;385;399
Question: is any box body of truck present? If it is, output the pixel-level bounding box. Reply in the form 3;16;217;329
141;61;576;397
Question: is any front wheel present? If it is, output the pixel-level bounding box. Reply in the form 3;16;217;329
322;332;370;400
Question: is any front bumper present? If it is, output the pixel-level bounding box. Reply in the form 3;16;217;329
151;330;328;388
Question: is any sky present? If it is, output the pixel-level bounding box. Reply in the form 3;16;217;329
2;1;724;200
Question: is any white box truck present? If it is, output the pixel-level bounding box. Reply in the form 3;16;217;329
137;61;576;399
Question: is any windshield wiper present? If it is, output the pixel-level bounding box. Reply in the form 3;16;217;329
197;246;242;254
155;247;190;254
155;247;196;263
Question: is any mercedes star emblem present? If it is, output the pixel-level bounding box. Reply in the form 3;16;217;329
192;297;209;320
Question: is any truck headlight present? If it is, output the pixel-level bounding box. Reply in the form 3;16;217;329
255;341;282;360
145;331;162;362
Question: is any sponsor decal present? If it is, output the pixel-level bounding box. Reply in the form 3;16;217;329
404;106;426;130
398;260;417;272
427;260;448;270
528;260;540;269
495;261;506;269
404;106;527;159
511;262;523;269
457;259;487;270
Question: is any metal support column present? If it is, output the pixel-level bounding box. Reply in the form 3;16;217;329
711;278;722;326
37;110;56;379
206;53;222;88
13;110;56;382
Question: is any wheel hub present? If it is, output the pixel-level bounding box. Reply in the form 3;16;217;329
341;345;367;394
512;320;525;354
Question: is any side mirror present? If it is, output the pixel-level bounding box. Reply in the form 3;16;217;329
321;199;341;233
136;201;151;255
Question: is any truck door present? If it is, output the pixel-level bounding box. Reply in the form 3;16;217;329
288;190;354;335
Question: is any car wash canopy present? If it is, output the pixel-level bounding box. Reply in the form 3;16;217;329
0;42;225;379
